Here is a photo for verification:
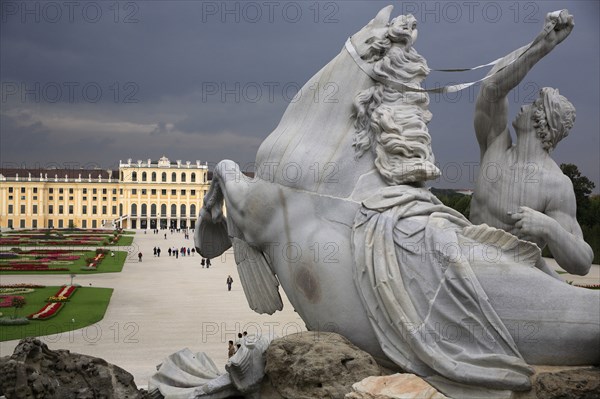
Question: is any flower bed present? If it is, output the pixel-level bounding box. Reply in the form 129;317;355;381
0;267;71;272
576;284;600;290
0;231;121;246
55;285;77;298
46;295;69;303
85;253;105;270
26;286;77;320
27;302;64;320
0;295;25;308
0;288;35;295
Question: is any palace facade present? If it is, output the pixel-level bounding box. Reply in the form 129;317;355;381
0;156;210;230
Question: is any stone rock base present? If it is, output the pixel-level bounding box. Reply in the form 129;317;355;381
0;337;145;399
261;332;383;399
513;366;600;399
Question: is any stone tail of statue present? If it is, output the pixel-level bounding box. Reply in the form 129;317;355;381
195;175;283;315
232;237;284;315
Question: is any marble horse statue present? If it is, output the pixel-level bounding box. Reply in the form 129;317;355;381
195;6;599;398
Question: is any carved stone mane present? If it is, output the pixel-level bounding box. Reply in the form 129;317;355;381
352;14;440;185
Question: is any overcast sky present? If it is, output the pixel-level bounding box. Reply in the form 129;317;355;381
1;1;598;191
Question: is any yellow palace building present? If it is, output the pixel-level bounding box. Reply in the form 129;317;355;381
0;156;210;230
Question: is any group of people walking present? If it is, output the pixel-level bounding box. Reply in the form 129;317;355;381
168;246;194;258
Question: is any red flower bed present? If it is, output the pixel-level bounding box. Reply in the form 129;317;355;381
55;285;77;298
0;295;25;308
1;263;49;268
27;302;64;320
26;250;78;254
26;286;76;320
0;265;69;272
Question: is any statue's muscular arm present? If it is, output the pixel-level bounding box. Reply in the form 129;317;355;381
474;12;574;157
511;175;593;275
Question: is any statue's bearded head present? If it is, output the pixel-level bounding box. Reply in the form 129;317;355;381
532;88;575;151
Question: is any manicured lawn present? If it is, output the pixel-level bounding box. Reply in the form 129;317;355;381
0;286;113;342
0;250;128;274
114;235;134;246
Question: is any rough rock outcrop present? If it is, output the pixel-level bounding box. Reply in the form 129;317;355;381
261;332;382;399
345;374;447;399
513;366;600;399
0;337;144;399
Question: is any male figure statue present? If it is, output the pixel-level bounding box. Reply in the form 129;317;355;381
470;10;593;277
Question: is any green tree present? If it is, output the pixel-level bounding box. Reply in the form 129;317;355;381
560;163;596;225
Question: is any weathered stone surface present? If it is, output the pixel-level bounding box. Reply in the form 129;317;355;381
345;374;447;399
0;337;144;399
262;332;382;399
510;366;600;399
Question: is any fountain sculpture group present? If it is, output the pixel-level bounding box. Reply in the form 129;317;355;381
151;6;598;399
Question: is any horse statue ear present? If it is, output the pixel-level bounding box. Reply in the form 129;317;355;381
351;5;394;60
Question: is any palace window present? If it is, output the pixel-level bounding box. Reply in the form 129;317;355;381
162;172;167;182
142;172;147;182
191;173;196;183
152;172;157;182
181;173;186;183
171;172;177;182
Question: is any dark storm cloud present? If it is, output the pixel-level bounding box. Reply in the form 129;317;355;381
1;0;598;189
